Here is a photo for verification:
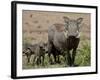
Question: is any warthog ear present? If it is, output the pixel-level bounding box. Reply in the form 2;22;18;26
77;18;83;24
63;16;70;30
63;16;70;23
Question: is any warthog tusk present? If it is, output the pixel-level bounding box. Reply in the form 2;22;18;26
63;30;68;38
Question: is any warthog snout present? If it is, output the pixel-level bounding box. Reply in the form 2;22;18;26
68;36;76;39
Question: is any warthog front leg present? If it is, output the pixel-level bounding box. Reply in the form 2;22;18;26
32;55;37;66
36;57;40;65
72;49;77;66
65;50;72;66
27;55;31;64
41;55;45;66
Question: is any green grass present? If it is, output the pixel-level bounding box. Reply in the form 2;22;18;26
23;41;91;69
75;41;91;66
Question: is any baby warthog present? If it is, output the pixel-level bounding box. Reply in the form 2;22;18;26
48;16;83;66
23;42;48;66
32;42;48;66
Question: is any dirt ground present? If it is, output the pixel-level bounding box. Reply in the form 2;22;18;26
22;10;91;69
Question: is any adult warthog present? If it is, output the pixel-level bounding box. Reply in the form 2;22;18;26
48;17;83;66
